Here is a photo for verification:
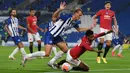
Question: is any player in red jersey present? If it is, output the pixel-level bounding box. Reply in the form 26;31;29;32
27;8;44;53
92;1;118;63
54;30;113;71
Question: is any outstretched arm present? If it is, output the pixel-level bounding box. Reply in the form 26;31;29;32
18;25;27;31
52;2;66;22
75;28;89;32
94;30;113;38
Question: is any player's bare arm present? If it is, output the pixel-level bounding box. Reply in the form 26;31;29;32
75;28;89;32
5;25;12;36
36;25;45;32
18;25;27;31
113;16;118;33
52;2;66;22
27;22;35;34
92;15;98;25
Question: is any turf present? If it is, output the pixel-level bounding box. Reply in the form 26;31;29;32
0;46;130;73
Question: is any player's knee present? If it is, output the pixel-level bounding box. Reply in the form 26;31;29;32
37;41;41;44
18;42;24;48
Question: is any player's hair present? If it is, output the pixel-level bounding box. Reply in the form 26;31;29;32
30;8;35;12
105;1;111;5
9;8;16;16
74;8;83;14
85;30;94;36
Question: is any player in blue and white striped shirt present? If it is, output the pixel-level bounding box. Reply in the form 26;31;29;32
5;9;27;60
22;2;90;68
44;21;57;56
112;25;125;57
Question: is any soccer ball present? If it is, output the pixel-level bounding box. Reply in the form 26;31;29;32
61;62;72;72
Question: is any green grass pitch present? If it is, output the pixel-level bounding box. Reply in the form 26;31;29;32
0;46;130;73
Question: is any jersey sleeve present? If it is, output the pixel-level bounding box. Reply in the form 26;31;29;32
82;42;93;50
6;18;11;26
26;17;31;25
81;37;93;50
96;10;102;16
59;13;72;21
73;20;81;28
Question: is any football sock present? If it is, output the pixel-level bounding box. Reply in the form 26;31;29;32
103;45;111;58
57;59;66;66
20;48;27;56
27;51;45;58
112;44;120;52
29;45;33;53
118;46;123;54
49;51;64;64
10;47;19;56
52;46;57;56
38;44;41;51
97;43;103;57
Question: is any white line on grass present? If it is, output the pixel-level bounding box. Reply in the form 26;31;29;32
43;68;130;73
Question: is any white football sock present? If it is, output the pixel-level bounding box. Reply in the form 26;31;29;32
52;46;57;56
27;51;45;58
49;51;64;64
118;46;123;54
20;48;27;56
112;44;120;52
9;47;19;57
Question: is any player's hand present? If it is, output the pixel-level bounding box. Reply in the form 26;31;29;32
59;2;66;10
89;24;96;29
106;30;113;34
23;28;27;31
39;28;44;32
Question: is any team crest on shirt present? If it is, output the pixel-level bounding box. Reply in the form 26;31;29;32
106;12;108;15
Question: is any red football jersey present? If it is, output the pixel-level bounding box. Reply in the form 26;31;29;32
70;33;105;59
96;9;115;30
26;16;38;33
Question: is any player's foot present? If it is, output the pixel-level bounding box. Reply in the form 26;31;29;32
48;62;57;69
117;54;124;58
112;51;115;56
21;56;28;67
8;56;16;60
102;57;107;64
96;57;101;63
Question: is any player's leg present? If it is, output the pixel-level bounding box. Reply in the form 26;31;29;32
44;32;54;57
9;36;22;60
52;45;57;56
49;42;68;64
18;42;27;56
96;28;105;63
102;32;112;63
48;36;68;69
28;33;34;53
117;45;124;57
72;62;89;71
97;38;104;63
112;44;120;56
29;42;33;53
8;47;19;60
66;50;89;71
35;32;42;51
